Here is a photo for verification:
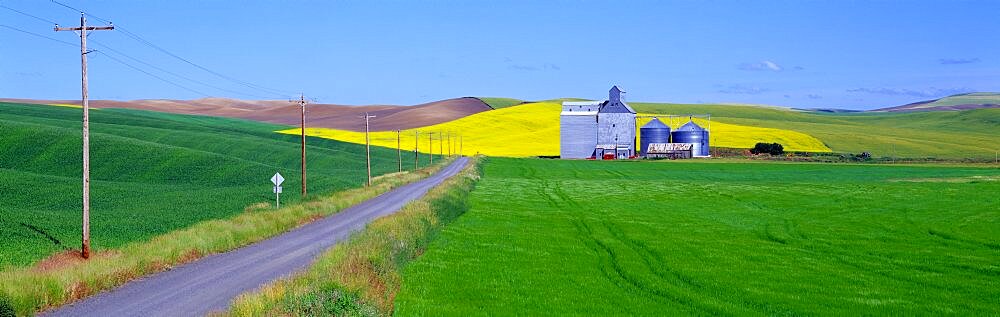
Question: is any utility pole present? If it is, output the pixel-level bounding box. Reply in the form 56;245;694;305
396;130;402;172
55;13;113;260
364;113;376;186
439;131;444;158
414;130;419;170
293;94;308;197
428;132;435;165
460;134;463;157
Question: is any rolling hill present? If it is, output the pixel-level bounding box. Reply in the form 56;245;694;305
629;102;998;158
0;97;492;132
0;101;439;267
287;93;995;159
282;102;832;157
873;92;1000;112
8;93;995;159
476;97;524;109
286;97;998;159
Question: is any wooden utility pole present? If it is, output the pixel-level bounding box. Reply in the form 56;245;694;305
414;130;419;170
364;113;376;186
428;132;435;165
396;130;402;172
439;131;444;158
55;13;113;260
294;94;308;196
460;134;463;157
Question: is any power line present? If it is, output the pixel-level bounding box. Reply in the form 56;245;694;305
49;0;112;25
0;24;76;47
1;3;59;25
7;2;287;99
48;0;80;13
48;0;296;99
0;23;248;99
112;27;296;98
94;51;212;97
89;38;279;99
0;23;212;97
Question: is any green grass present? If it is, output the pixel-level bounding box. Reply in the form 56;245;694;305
475;97;523;109
629;102;999;159
227;157;481;316
0;102;439;268
396;158;1000;315
1;163;447;316
909;92;1000;109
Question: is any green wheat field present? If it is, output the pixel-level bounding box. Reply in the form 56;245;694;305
397;158;1000;315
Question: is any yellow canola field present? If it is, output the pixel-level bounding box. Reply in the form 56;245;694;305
279;102;830;157
641;115;832;154
48;103;84;108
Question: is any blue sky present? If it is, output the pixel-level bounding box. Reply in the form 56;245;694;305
1;1;997;109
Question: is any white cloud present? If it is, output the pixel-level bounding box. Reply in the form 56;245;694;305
738;60;783;72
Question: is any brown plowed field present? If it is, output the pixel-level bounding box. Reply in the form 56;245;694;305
0;97;492;132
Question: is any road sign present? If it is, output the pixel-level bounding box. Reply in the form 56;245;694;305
271;172;285;186
271;172;284;208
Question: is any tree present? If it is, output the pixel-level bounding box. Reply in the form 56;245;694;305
751;142;784;155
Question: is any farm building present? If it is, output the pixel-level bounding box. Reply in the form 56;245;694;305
672;120;710;157
559;86;637;159
646;143;693;159
639;118;671;156
560;101;602;159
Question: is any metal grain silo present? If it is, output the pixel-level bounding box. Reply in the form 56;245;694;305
560;101;601;159
639;118;670;156
672;120;710;157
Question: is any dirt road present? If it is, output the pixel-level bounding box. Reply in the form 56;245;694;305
42;157;470;317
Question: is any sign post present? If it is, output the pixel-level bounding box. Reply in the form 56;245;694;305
271;172;285;208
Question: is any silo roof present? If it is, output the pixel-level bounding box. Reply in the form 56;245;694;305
563;101;603;106
641;118;670;129
675;120;705;131
598;100;636;114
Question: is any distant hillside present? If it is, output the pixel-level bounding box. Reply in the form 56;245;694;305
0;97;492;132
630;102;998;159
293;98;995;159
288;102;831;157
873;92;1000;112
475;97;524;109
7;93;995;159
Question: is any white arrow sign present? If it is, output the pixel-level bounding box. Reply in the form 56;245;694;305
271;172;285;186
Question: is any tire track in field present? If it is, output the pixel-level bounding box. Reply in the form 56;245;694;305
536;180;646;301
605;168;628;179
634;182;800;314
541;178;720;314
706;182;989;291
694;183;808;245
532;167;796;314
701;183;958;295
928;228;1000;251
602;222;701;288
